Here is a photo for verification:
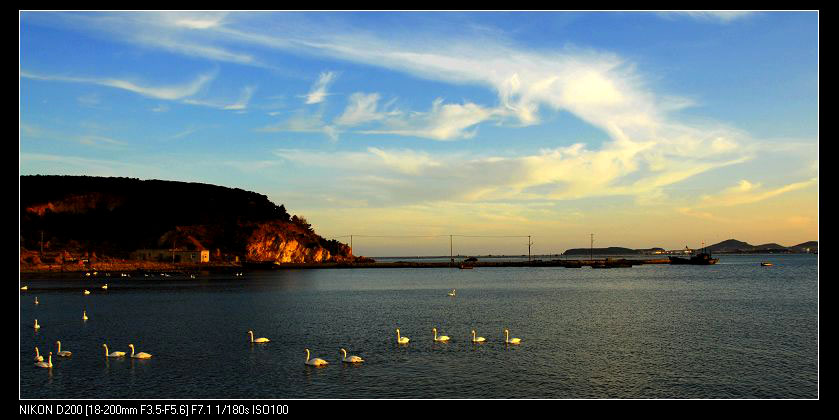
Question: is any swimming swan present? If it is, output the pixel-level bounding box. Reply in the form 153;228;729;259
248;330;270;343
504;329;522;344
103;344;126;357
304;348;328;367
340;348;364;363
396;328;410;344
128;344;152;359
34;319;40;330
21;285;28;291
56;341;72;357
83;290;91;295
34;347;43;362
83;310;88;321
34;297;39;305
471;329;486;343
101;284;108;290
432;327;450;342
448;289;456;296
34;352;52;368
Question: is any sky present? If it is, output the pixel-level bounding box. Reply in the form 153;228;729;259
19;11;818;256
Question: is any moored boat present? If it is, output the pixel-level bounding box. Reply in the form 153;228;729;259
669;252;718;265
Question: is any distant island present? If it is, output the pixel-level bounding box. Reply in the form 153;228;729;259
20;175;367;273
563;239;817;255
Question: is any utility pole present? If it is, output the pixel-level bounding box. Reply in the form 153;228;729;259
590;233;594;262
450;235;453;267
528;235;533;261
350;235;353;254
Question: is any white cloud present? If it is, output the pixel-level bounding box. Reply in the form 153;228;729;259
661;11;755;23
695;178;818;208
335;92;385;126
304;71;337;104
259;112;339;141
166;12;228;29
22;70;214;101
24;13;782;208
183;85;256;110
361;98;499;140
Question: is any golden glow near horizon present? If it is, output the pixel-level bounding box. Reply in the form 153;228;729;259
306;180;817;256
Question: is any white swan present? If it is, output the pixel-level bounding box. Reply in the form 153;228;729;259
471;329;486;343
83;310;89;321
103;344;126;358
34;347;43;362
128;344;152;359
56;341;72;357
21;285;28;291
34;319;40;330
34;297;39;305
396;328;410;344
504;329;522;344
101;284;108;290
34;352;52;368
83;290;91;295
432;327;450;342
340;348;364;363
248;330;270;343
448;289;456;296
304;348;328;367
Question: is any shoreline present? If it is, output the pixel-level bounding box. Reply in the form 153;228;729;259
20;258;675;279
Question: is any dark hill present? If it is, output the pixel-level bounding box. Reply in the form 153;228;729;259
706;239;754;253
791;241;818;252
20;175;353;263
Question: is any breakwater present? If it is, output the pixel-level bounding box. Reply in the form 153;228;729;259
256;258;672;269
20;258;674;279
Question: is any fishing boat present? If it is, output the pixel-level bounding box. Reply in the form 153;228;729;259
669;244;718;265
761;262;773;267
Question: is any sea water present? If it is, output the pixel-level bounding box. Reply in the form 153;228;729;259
19;254;818;399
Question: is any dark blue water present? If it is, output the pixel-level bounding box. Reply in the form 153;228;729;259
19;254;818;399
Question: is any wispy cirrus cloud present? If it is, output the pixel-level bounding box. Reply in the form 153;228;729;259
183;85;257;110
22;69;255;111
22;12;773;207
258;112;338;141
694;178;819;208
360;98;500;141
334;92;388;126
21;70;215;101
303;71;337;105
658;11;755;23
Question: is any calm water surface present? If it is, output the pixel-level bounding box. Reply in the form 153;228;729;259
20;254;818;399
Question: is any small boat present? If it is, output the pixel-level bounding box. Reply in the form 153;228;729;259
459;264;473;269
761;262;773;267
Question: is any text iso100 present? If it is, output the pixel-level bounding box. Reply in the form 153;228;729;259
253;405;289;415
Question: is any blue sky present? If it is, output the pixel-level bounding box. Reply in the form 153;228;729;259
20;11;818;256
